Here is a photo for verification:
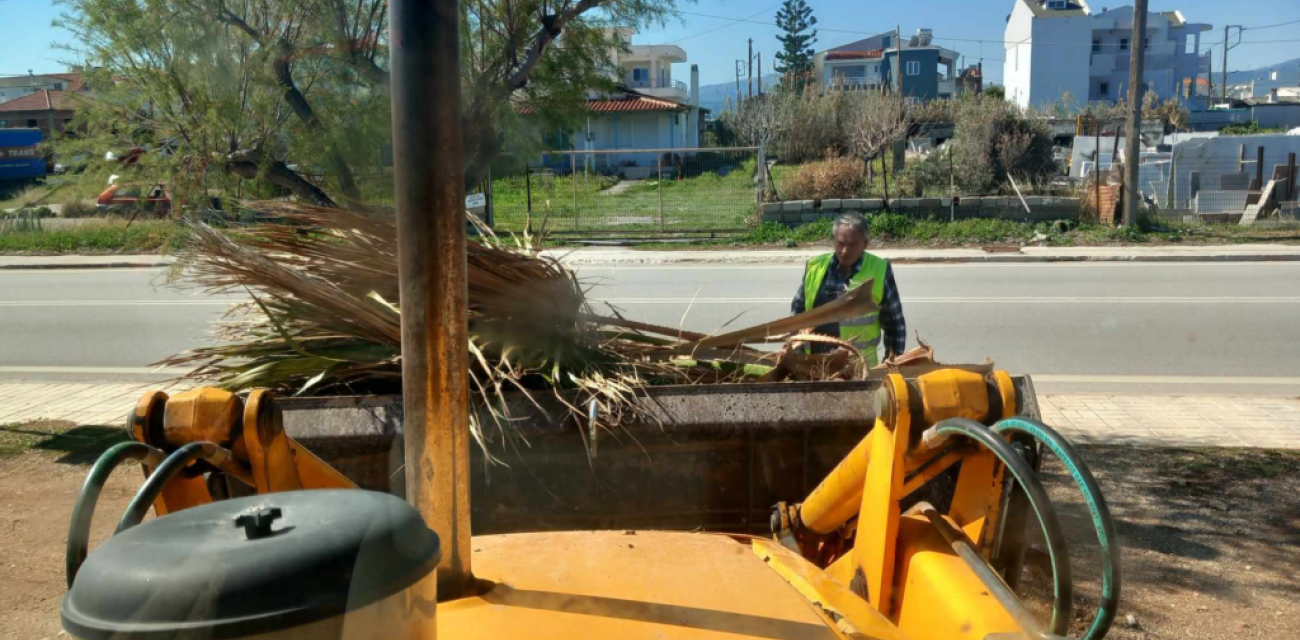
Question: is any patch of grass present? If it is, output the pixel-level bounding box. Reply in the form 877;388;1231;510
492;158;759;232
0;219;186;253
0;423;131;463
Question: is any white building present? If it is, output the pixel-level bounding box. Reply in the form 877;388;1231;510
1003;1;1211;109
0;72;85;104
531;29;705;176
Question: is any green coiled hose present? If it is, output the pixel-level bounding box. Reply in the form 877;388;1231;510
995;417;1121;640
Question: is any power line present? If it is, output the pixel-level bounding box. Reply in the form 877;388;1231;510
1242;17;1300;31
670;7;779;44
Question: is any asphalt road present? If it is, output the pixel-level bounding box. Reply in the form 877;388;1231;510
3;262;1300;395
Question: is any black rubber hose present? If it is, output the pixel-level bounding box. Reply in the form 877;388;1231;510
66;442;165;587
933;418;1074;637
995;417;1121;640
114;442;210;534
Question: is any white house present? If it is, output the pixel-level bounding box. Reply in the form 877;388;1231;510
1003;1;1211;109
529;28;705;177
0;72;86;104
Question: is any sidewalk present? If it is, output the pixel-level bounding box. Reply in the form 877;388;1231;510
547;244;1300;266
4;243;1300;270
3;382;1297;449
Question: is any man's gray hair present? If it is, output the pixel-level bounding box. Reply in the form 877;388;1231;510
832;213;870;239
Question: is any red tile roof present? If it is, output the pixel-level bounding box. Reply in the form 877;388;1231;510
518;96;686;115
0;90;80;112
826;49;883;61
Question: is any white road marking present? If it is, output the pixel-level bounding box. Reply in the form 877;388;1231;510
591;296;1300;304
0;300;238;307
1030;374;1300;386
0;366;196;375
572;262;1300;272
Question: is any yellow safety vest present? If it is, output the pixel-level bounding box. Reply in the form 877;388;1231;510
802;252;888;366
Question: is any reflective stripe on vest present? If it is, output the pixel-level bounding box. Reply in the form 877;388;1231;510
802;252;889;366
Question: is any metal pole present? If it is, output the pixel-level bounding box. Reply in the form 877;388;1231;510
389;0;471;597
949;147;955;222
1255;146;1264;191
1094;118;1101;220
757;53;763;96
1221;26;1228;102
1122;0;1149;228
1288;153;1297;202
658;155;665;231
525;165;532;215
572;155;579;231
747;38;753;100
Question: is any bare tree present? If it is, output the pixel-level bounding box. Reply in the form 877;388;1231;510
721;94;791;199
843;90;910;169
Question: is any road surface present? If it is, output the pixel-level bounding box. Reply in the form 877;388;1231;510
3;262;1299;395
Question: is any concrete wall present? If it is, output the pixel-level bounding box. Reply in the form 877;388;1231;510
1003;0;1035;108
1028;16;1092;108
759;196;1081;224
1252;104;1300;130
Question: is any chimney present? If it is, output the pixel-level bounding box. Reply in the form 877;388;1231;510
1270;69;1278;81
1269;88;1278;103
690;64;700;107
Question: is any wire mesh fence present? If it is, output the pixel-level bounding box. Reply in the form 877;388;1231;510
488;147;760;234
1136;146;1299;226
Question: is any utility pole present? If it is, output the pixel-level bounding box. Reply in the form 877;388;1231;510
735;60;743;105
1219;25;1243;102
1122;0;1149;228
747;39;754;100
757;52;763;96
895;25;903;95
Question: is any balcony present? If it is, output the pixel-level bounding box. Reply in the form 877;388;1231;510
827;76;883;91
628;78;689;102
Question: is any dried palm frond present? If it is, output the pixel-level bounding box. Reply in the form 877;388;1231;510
160;202;893;456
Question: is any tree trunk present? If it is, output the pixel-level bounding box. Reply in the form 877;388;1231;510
226;150;338;208
271;56;363;206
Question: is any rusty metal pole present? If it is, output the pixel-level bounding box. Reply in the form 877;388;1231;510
1288;153;1297;202
1255;146;1264;191
658;155;665;231
389;0;472;597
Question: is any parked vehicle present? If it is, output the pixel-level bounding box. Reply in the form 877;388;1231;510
96;182;172;214
0;128;47;182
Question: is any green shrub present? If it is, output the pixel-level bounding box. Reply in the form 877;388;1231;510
0;220;184;253
782;156;864;201
60;200;98;218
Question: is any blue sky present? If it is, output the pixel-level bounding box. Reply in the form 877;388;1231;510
3;0;1298;86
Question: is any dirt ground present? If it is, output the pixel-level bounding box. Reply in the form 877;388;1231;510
1;422;1297;640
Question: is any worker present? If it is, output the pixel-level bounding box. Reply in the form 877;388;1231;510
790;213;906;366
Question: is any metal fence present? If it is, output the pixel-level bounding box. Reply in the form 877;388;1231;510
488;147;760;234
1137;145;1299;225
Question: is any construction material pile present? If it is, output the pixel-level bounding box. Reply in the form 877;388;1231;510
161;203;905;445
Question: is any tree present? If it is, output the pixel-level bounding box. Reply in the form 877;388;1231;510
843;91;910;167
53;0;677;209
773;0;817;81
983;85;1006;101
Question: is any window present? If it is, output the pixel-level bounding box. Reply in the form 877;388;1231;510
53;82;63;90
1047;0;1067;8
1092;38;1101;53
631;67;649;84
1099;82;1109;96
27;119;38;127
906;60;920;76
1119;38;1129;51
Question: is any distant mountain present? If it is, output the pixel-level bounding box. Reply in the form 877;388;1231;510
1225;57;1300;85
696;74;780;114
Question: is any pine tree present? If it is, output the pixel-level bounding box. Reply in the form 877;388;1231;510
773;0;818;80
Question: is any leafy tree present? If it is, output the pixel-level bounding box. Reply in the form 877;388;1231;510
773;0;817;80
53;0;676;208
983;85;1005;101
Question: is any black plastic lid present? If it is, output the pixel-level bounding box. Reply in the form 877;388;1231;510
62;490;440;640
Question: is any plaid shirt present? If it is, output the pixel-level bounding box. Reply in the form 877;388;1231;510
791;254;907;358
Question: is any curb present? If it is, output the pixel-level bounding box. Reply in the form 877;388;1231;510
0;260;174;270
555;253;1300;267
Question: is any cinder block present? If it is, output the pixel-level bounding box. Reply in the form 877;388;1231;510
893;198;920;209
782;200;803;212
820;199;842;210
762;211;782;222
800;212;824;223
782;212;802;223
918;198;942;210
858;198;883;210
840;199;862;210
761;202;783;214
798;200;816;211
1023;196;1045;207
958;196;982;209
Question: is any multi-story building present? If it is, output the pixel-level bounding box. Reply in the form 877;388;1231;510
813;29;961;101
0;72;86;104
1003;1;1211;108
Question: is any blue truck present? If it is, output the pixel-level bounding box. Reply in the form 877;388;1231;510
0;128;47;181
